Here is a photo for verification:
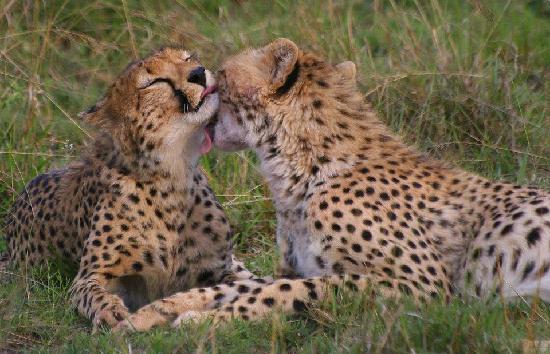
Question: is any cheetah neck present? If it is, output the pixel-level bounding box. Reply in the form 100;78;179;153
254;102;427;207
85;132;196;187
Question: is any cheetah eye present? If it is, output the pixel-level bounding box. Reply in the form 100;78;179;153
139;78;174;90
138;78;192;113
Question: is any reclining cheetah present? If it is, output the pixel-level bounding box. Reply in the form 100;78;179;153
115;39;549;331
2;48;265;328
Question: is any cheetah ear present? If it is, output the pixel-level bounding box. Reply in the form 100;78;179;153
335;61;356;81
264;38;299;91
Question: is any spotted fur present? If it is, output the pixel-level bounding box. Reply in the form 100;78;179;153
115;39;549;332
2;48;262;329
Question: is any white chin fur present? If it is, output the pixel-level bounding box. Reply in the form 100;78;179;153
185;92;219;125
185;69;218;124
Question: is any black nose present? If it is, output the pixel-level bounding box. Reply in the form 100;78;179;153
187;66;206;88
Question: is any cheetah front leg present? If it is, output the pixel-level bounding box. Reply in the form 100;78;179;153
114;277;272;332
113;259;273;332
70;274;130;329
174;274;410;326
116;272;438;332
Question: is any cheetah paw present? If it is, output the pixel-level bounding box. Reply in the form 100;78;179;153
92;307;129;332
113;310;168;333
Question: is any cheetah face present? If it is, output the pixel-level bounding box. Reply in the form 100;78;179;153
211;39;297;151
80;47;219;160
212;38;357;153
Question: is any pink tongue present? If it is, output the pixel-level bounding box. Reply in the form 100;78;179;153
201;85;218;99
200;128;212;154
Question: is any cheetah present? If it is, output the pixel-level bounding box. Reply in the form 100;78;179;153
114;39;549;331
2;47;265;329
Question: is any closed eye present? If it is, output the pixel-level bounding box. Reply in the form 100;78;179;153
139;78;192;113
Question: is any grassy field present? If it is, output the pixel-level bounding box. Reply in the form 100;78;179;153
1;0;549;352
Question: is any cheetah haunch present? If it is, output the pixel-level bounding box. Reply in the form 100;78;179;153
115;39;549;331
3;48;261;329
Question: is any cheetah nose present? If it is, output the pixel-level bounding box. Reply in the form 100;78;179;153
187;66;206;88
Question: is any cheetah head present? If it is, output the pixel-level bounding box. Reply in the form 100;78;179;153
211;38;359;156
80;47;218;171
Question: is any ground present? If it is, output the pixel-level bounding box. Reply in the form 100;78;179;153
0;0;549;352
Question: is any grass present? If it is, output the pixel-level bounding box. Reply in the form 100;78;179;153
0;0;549;352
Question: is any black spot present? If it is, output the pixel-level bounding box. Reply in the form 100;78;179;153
237;285;250;293
293;299;307;312
500;224;513;236
394;231;404;240
332;262;344;273
535;207;548;216
312;99;323;109
526;228;540;247
143;251;154;265
361;230;372;241
128;194;140;204
522;261;535;280
315;256;325;269
391;246;403;257
262;297;275;307
279;283;292;291
155;209;163;219
132;262;143;272
410;254;421;264
512;212;524;220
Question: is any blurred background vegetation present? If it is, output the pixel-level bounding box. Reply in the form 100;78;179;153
0;0;549;352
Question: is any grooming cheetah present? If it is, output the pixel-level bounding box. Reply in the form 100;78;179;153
115;39;549;331
2;48;265;329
